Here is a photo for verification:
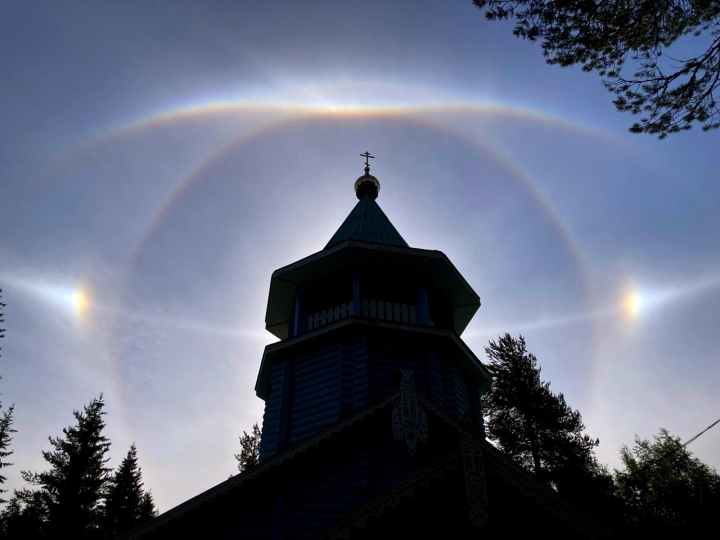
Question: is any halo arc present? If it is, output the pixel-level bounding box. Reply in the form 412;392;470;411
102;106;605;427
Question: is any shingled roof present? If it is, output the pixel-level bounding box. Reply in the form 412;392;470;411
325;193;409;250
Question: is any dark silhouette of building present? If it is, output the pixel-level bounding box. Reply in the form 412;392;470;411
125;161;612;539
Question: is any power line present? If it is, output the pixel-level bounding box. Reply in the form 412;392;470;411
634;417;720;470
682;417;720;447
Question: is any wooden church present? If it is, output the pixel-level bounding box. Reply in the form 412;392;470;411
125;157;612;539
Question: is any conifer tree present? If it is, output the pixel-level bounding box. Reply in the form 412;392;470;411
139;491;157;522
104;443;157;538
481;334;599;485
0;404;16;503
20;394;111;539
0;290;14;503
480;334;624;528
235;423;261;473
0;288;6;356
0;488;47;538
473;1;720;138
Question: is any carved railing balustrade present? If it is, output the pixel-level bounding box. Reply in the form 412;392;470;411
306;298;418;331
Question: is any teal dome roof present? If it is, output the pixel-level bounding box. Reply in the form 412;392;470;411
325;171;408;250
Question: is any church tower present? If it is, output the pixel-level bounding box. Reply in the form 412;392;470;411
128;157;613;540
257;156;491;463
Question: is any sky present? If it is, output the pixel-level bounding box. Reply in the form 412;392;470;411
1;1;718;512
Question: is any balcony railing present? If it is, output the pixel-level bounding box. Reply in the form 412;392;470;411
362;299;417;324
306;299;419;331
307;301;354;331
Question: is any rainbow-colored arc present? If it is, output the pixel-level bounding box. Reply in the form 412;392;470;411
90;101;615;147
94;101;602;277
76;98;610;413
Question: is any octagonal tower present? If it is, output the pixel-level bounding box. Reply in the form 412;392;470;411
257;162;491;461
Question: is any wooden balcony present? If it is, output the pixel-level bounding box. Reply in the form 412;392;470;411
307;299;418;331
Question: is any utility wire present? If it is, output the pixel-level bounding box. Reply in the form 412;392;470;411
682;417;720;447
640;416;720;469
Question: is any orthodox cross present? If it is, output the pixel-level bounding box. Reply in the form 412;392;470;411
360;151;375;167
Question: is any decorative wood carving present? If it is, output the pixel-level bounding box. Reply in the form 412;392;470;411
461;413;489;528
392;370;429;456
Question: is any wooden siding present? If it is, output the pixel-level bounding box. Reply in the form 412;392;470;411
454;371;472;418
340;336;369;415
262;340;359;460
426;349;444;407
258;362;286;461
288;344;342;445
368;342;430;401
260;331;481;462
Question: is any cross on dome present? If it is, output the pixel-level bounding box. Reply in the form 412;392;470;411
360;151;375;172
354;151;381;200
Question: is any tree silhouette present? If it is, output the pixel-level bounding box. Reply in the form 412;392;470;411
0;404;16;503
481;334;599;482
481;334;621;526
104;443;157;538
235;423;261;473
615;428;720;537
0;289;14;503
19;395;111;539
0;288;6;357
0;488;47;539
473;0;720;138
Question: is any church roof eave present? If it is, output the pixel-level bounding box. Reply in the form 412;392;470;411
122;387;613;540
264;241;480;340
255;316;492;401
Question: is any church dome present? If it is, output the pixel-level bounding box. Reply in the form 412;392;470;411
354;165;380;200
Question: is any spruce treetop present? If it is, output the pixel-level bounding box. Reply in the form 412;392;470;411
0;288;5;357
104;443;157;538
235;423;261;473
0;404;16;503
21;394;111;539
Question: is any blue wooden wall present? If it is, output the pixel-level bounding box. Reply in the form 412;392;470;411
259;330;483;462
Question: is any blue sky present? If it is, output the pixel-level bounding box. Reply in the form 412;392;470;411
1;1;718;511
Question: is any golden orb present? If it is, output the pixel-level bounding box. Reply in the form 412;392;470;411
354;165;381;200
